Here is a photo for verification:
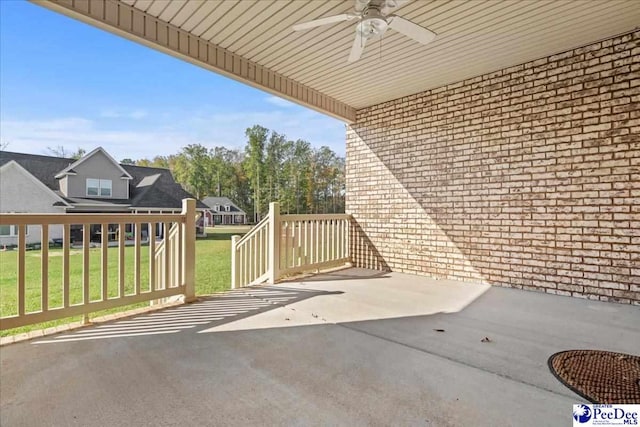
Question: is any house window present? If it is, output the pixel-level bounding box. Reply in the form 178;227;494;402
0;225;28;236
224;205;230;212
86;179;112;197
213;204;220;211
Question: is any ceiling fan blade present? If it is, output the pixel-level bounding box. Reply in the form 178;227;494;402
380;0;410;16
387;16;436;45
348;32;368;62
292;14;355;31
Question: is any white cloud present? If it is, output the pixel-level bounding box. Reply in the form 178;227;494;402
189;108;347;154
1;117;196;160
1;107;346;161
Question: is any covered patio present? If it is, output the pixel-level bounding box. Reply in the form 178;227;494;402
25;0;638;304
1;0;639;424
2;268;639;425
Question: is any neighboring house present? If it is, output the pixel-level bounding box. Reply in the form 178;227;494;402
0;147;206;246
201;197;247;226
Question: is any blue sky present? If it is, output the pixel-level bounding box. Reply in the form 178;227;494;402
0;1;346;161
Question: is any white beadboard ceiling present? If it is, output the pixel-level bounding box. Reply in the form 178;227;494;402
37;0;640;121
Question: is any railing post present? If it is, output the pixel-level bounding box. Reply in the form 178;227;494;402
182;198;197;303
268;202;280;284
231;235;240;289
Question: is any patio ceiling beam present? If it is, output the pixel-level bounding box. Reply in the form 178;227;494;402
32;0;356;123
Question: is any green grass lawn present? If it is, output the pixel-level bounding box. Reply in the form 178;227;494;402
0;225;251;336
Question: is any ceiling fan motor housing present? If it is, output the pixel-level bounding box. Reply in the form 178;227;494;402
356;6;388;38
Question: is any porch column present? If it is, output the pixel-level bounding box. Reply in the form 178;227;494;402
267;202;280;284
182;199;196;302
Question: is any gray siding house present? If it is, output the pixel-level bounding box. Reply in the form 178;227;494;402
201;197;247;225
0;147;205;245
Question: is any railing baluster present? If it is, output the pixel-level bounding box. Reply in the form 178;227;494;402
343;219;347;259
282;221;287;270
83;224;90;307
17;224;26;316
320;220;324;262
264;226;268;276
312;221;316;263
327;220;332;261
41;224;49;312
251;234;256;282
240;244;245;286
134;222;141;295
101;223;108;301
335;220;340;260
325;220;330;262
328;220;332;261
164;222;170;289
317;220;322;263
299;221;303;266
258;227;263;276
329;220;332;261
332;220;337;260
169;225;174;287
288;222;293;267
304;221;309;265
149;222;156;292
243;240;248;284
293;222;297;267
341;219;344;259
63;224;70;308
118;223;125;297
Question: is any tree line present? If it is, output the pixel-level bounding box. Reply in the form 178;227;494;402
124;125;345;221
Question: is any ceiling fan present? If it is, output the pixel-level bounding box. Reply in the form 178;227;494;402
292;0;436;62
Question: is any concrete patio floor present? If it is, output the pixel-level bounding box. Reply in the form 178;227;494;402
1;268;639;426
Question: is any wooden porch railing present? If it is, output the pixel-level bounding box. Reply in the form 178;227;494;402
0;199;196;331
231;202;351;288
230;215;270;288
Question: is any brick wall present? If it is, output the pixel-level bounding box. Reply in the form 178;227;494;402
346;30;639;304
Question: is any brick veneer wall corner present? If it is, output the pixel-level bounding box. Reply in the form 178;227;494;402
346;30;640;304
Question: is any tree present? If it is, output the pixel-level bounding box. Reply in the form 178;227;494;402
243;125;268;221
172;144;212;200
47;146;86;159
130;124;345;220
120;158;136;165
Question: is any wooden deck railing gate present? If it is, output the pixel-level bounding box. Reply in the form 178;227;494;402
231;202;351;288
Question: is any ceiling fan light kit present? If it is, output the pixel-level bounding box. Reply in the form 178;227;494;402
292;0;436;62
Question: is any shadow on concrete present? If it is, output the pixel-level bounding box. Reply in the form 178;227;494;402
3;274;639;426
32;286;342;344
282;267;391;283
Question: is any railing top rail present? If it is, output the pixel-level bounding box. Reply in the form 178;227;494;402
236;215;269;247
281;213;351;221
0;213;185;225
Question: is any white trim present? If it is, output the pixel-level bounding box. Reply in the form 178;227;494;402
54;147;133;179
86;178;113;197
0;161;71;207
